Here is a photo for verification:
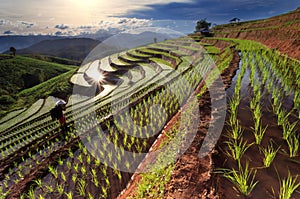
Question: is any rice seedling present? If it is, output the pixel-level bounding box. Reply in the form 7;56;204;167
282;121;298;140
65;192;73;199
33;178;43;189
277;109;291;127
261;141;280;168
56;183;64;195
278;172;300;199
88;192;94;199
218;161;258;196
252;123;268;145
77;178;87;197
48;165;58;179
27;187;36;199
227;117;243;140
225;138;253;162
286;133;299;158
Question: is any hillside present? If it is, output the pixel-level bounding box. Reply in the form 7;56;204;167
15;38;101;62
211;7;300;60
0;35;63;53
0;54;76;116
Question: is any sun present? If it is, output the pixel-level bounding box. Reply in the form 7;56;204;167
68;0;102;8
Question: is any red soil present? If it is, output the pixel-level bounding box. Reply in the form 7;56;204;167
213;7;300;61
118;49;240;199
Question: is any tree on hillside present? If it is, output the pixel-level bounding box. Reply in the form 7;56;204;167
9;46;16;56
195;19;211;32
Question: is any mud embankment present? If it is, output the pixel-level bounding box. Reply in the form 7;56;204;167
213;7;300;60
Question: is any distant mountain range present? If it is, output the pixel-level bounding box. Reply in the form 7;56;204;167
1;31;179;62
0;35;63;53
13;38;101;62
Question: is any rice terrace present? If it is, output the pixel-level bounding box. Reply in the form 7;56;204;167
0;4;300;199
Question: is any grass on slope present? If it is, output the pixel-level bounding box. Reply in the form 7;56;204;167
0;54;77;117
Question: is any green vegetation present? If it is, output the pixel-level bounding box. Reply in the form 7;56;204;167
0;54;76;117
218;162;258;196
261;142;280;168
134;164;175;199
1;20;299;198
278;172;300;199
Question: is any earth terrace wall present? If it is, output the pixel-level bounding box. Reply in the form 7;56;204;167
212;8;300;60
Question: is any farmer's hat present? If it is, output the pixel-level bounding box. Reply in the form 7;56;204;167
56;100;67;106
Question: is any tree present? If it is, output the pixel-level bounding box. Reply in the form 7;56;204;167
195;19;211;32
9;46;16;56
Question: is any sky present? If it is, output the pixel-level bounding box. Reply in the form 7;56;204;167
0;0;299;36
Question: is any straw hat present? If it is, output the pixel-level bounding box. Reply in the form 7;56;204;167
56;100;67;106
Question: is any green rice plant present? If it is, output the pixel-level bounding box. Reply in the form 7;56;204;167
278;172;300;199
225;138;253;161
65;192;73;199
91;169;99;187
282;121;298;140
218;161;258;196
38;195;45;199
252;123;268;145
229;97;240;114
250;97;257;111
56;183;64;195
33;178;43;189
61;172;67;182
261;141;280;168
272;101;282;115
253;103;262;122
74;163;79;172
72;174;77;184
88;192;94;199
286;133;299;158
27;187;35;199
45;185;54;193
80;166;87;176
227;119;243;140
48;165;58;179
277;109;291;127
77;178;87;197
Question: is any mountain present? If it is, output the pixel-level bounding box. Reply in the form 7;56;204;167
13;38;101;62
82;31;179;64
0;35;64;53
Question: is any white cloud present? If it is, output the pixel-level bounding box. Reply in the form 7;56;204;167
0;0;191;35
55;24;69;30
19;21;35;28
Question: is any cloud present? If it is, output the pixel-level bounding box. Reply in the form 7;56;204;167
121;0;300;23
3;30;13;34
79;25;93;29
54;31;64;36
55;24;69;30
98;18;152;31
20;21;34;28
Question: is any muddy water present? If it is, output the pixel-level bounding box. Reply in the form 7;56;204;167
214;52;300;199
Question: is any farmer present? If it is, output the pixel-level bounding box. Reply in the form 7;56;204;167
55;100;67;132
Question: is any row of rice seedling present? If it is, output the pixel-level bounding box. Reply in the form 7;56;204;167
1;36;212;198
218;50;259;197
216;38;300;198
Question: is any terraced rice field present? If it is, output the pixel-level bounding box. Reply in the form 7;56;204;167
0;33;299;199
0;36;217;198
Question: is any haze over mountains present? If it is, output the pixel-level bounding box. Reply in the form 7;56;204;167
1;31;175;62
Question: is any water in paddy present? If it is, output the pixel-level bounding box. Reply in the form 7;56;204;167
214;51;300;198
